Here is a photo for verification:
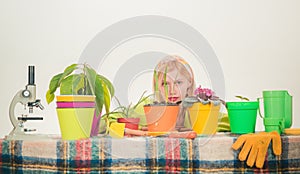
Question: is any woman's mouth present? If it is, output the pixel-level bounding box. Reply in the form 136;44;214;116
168;97;179;102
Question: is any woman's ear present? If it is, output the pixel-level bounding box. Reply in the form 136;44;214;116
186;87;191;97
186;84;194;96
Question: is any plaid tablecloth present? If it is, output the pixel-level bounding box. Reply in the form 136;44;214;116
0;133;299;173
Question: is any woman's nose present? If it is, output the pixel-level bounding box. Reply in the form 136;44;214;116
169;84;177;95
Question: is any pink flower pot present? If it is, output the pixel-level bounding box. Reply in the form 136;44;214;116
56;99;100;137
56;102;95;108
90;112;102;137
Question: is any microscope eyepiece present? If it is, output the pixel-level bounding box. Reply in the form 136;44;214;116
28;66;35;85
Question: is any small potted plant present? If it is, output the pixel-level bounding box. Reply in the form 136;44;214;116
101;91;152;137
182;85;224;135
226;95;259;134
102;91;152;138
46;63;114;139
143;67;180;132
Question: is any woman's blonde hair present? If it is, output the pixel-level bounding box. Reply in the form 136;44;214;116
153;55;195;101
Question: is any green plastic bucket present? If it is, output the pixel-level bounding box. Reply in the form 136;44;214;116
56;108;95;140
227;101;258;134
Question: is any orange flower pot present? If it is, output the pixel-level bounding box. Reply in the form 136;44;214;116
144;105;179;132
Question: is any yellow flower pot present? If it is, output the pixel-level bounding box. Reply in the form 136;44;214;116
188;102;220;135
56;108;95;140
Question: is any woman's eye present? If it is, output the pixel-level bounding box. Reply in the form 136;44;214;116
161;82;168;86
175;81;182;85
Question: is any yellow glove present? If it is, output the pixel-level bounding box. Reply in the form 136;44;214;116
232;131;282;168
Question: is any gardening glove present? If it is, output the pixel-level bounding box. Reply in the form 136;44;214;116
232;131;282;168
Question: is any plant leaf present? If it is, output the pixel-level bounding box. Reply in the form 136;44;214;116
235;95;250;101
86;66;104;116
132;91;153;109
164;66;168;102
48;73;63;94
102;82;111;114
134;93;153;109
46;64;78;104
85;65;97;94
58;63;78;83
46;89;55;104
60;74;83;95
154;69;158;92
97;74;115;97
84;80;93;95
94;77;105;115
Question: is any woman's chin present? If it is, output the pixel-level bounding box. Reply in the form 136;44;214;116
168;98;180;103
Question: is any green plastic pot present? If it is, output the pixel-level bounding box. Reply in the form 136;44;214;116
227;101;258;134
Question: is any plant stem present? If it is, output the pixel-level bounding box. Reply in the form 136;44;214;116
164;67;168;102
105;118;109;134
154;69;159;101
83;63;87;95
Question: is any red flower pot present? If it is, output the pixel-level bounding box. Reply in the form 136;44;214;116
117;118;140;130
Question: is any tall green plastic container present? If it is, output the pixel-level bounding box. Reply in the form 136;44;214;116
227;101;259;134
258;90;292;134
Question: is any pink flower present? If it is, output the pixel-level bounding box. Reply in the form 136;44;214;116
192;85;225;106
194;85;215;100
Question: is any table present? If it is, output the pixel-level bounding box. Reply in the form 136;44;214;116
0;133;299;173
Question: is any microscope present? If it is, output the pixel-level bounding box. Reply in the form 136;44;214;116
6;66;46;140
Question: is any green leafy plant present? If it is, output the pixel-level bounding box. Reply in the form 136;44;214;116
101;91;152;132
115;91;152;118
46;63;114;116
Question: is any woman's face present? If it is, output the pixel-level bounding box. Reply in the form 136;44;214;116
158;69;191;103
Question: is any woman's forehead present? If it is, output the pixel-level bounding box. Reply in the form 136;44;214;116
159;70;189;81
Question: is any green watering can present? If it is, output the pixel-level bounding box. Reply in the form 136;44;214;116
258;90;292;134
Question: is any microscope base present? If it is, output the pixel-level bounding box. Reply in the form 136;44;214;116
5;133;53;141
5;127;52;141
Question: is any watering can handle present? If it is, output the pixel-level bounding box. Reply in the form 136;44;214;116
279;120;284;134
257;97;264;118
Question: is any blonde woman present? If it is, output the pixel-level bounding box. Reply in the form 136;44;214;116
152;55;196;130
153;55;230;132
153;55;195;104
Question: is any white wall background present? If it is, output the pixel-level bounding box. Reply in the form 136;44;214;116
1;0;299;138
